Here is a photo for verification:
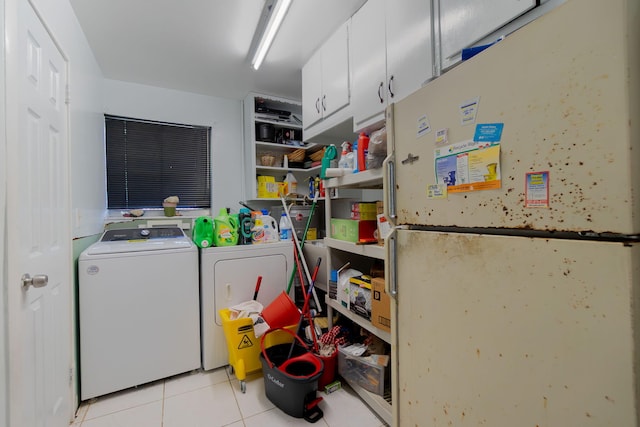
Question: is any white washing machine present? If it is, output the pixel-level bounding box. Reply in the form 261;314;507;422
200;242;294;370
79;227;200;400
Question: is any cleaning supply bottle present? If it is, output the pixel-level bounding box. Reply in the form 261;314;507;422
357;132;370;173
238;208;253;245
352;139;359;173
338;141;353;173
284;171;297;196
279;212;292;241
192;216;214;248
253;209;279;243
308;176;315;198
212;208;239;246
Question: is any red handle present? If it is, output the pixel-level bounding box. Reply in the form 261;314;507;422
253;276;262;300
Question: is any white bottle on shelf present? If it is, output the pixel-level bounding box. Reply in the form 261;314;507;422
285;171;298;196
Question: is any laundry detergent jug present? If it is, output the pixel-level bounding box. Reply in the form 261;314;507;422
212;208;239;246
192;216;214;248
252;210;279;244
238;208;253;245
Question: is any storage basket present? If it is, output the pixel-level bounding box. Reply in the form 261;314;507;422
260;328;324;422
309;147;326;162
287;148;305;163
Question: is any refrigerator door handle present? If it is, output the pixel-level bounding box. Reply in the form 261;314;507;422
383;153;397;226
386;228;398;297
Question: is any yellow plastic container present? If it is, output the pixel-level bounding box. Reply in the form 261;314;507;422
219;308;297;393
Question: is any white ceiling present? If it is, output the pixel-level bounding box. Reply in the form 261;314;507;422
69;0;367;101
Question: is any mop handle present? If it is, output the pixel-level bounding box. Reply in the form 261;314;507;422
281;198;322;312
252;276;262;301
288;257;322;359
285;193;318;294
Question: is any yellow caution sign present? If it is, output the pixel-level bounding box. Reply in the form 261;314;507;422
237;334;253;349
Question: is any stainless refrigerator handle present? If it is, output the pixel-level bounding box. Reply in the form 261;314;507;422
388;159;396;220
386;229;398;297
382;153;397;228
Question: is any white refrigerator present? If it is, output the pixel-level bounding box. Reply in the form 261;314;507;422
385;0;640;425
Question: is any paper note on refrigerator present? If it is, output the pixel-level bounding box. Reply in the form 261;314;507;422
434;140;501;193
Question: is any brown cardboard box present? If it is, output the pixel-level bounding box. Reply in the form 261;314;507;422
371;277;391;332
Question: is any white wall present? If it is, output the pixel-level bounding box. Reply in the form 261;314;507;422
102;79;245;216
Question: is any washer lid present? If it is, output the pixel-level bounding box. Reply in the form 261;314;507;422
86;227;194;255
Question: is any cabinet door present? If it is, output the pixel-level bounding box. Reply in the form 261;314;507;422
302;50;323;129
386;0;433;104
321;20;350;119
440;0;536;62
351;0;387;131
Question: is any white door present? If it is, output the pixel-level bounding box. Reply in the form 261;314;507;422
5;1;73;426
385;0;433;104
350;0;386;131
320;20;349;119
302;49;323;128
392;230;638;426
439;0;536;64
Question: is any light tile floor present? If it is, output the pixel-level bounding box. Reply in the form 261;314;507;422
71;368;387;427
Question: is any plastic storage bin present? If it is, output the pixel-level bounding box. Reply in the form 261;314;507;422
337;347;389;396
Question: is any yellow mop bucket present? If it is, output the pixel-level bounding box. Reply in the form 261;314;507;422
219;308;295;393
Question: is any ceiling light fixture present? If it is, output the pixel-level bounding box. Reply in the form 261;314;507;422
251;0;292;70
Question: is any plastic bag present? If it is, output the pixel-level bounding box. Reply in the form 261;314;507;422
366;127;387;169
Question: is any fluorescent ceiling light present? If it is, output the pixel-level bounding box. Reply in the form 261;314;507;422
251;0;292;70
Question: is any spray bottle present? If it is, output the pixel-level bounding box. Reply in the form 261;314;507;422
338;141;353;173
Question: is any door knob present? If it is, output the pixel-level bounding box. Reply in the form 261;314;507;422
21;273;48;290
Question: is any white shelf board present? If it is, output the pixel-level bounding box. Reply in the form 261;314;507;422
326;297;390;344
255;165;321;173
255;141;317;151
324;238;385;260
324;168;383;189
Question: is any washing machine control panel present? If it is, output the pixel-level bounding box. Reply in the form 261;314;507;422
101;227;185;241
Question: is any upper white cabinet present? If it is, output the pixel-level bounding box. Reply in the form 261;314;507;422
302;21;350;132
439;0;536;68
351;0;433;133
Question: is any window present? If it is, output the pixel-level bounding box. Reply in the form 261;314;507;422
105;115;211;209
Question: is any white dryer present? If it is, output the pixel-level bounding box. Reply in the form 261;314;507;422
200;242;294;370
79;227;200;400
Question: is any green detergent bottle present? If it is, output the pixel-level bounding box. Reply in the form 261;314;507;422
192;216;214;248
213;208;239;246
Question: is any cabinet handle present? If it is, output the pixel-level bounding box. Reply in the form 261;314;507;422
378;82;384;103
322;95;326;112
315;97;320;114
388;75;395;99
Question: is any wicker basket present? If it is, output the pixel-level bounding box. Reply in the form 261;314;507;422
309;147;325;162
288;149;305;163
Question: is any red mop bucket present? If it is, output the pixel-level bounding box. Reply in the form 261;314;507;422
261;291;301;329
260;328;324;422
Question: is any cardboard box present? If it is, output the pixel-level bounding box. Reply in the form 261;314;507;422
371;277;391;332
350;210;378;220
351;202;378;213
257;180;279;198
350;202;378;220
349;277;372;320
330;218;377;243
